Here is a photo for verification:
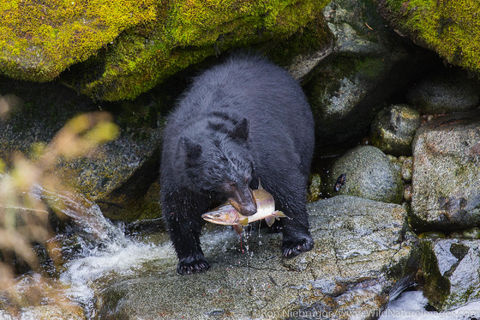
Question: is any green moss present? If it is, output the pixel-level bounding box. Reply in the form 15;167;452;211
1;0;330;100
66;0;330;101
0;0;157;81
420;240;450;309
381;0;480;72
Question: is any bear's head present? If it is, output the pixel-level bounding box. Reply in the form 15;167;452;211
180;119;257;216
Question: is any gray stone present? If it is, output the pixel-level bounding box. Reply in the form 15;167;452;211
421;239;480;311
370;104;421;156
95;196;416;320
304;0;416;146
411;112;480;230
327;146;403;203
407;70;480;114
0;82;163;222
401;157;413;182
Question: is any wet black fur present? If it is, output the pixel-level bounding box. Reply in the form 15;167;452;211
160;55;315;275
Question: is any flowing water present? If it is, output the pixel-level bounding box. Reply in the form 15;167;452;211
380;290;480;320
26;185;238;319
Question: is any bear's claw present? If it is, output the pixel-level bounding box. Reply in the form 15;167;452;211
282;236;314;258
177;256;210;275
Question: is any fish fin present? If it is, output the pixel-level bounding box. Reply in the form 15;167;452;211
258;178;263;190
274;210;287;218
265;216;275;227
239;217;249;226
233;224;243;234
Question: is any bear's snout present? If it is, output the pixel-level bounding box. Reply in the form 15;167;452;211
229;185;257;216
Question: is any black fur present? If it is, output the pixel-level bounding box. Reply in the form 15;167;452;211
160;55;315;275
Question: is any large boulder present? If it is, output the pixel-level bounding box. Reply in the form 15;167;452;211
0;0;331;101
326;146;403;203
411;111;480;231
376;0;480;73
406;70;480;114
95;196;418;320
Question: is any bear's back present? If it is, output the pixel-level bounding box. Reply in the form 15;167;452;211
167;55;312;138
163;55;314;175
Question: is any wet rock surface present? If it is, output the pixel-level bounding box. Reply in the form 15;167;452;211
421;239;480;311
411;111;480;230
327;146;403;203
407;71;480;114
370;104;421;156
96;196;416;320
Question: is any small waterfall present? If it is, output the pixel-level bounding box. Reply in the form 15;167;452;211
31;184;127;245
29;185;175;318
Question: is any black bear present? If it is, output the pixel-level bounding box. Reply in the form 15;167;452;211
160;55;315;275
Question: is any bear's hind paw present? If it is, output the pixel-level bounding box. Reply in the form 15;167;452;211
177;256;210;275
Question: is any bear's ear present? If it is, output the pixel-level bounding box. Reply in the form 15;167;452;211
181;137;202;160
229;118;249;141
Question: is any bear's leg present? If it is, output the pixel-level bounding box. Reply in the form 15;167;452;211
264;174;314;258
162;190;210;275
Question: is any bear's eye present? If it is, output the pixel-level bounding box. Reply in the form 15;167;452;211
223;182;236;192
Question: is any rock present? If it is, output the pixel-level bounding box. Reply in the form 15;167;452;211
421;239;480;311
281;16;335;80
96;196;417;320
411;111;480;231
307;174;323;202
406;71;480;114
0;79;162;222
327;146;403;203
0;0;331;101
403;184;412;202
0;274;85;320
376;0;480;73
370;104;421;156
401;157;413;182
304;0;420;146
0;0;156;82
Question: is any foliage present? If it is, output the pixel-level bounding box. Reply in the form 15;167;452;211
0;102;118;316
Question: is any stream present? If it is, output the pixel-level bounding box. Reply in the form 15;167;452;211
2;186;479;319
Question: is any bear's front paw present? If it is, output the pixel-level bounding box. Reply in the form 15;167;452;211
177;255;210;275
282;235;314;258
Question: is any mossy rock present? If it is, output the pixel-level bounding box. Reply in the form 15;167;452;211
0;0;157;82
376;0;480;73
0;0;331;101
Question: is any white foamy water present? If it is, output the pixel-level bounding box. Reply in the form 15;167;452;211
380;291;480;320
60;239;174;310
